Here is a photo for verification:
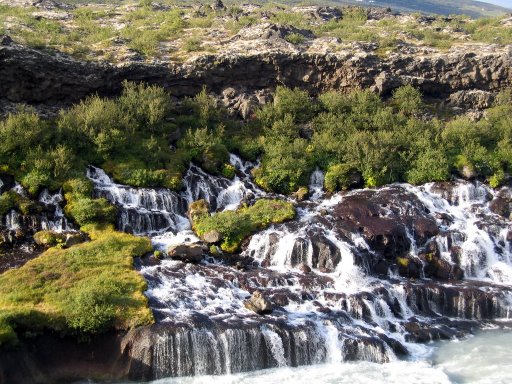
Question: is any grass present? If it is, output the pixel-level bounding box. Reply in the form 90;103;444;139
193;199;295;253
0;226;154;346
1;2;511;61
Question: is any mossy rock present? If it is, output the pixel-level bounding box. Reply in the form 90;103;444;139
292;187;308;201
33;231;67;247
188;199;210;224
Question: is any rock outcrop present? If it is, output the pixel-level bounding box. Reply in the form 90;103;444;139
0;37;510;117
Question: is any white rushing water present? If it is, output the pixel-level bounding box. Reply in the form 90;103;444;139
81;156;512;379
146;329;512;384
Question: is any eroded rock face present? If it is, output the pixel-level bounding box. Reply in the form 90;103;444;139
1;38;510;117
333;187;438;260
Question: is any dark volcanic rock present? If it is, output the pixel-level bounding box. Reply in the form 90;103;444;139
333;187;438;260
1;42;511;115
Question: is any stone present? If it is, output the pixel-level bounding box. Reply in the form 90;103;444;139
167;244;205;263
297;263;311;273
203;230;222;243
244;290;273;314
64;232;88;248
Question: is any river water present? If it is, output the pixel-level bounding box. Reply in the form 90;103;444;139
149;329;512;384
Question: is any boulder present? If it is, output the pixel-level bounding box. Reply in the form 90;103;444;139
33;231;66;247
489;188;512;219
167;244;205;263
64;232;88;248
203;230;222;243
244;290;273;314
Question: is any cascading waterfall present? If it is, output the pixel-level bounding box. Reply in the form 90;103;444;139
83;156;512;380
1;185;72;232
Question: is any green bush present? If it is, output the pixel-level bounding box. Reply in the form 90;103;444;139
324;164;359;193
285;33;305;44
65;197;117;227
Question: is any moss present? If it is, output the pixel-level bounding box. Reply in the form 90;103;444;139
0;228;154;345
193;199;295;253
222;163;236;179
33;231;66;247
188;199;210;223
0;191;41;216
396;257;409;268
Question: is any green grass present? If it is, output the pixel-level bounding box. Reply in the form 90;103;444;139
0;227;154;345
193;199;295;253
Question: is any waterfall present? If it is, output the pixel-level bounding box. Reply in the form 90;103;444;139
87;166;189;235
309;168;325;201
80;158;512;379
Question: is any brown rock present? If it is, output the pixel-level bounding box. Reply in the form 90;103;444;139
244;290;273;314
203;230;222;243
167;244;205;263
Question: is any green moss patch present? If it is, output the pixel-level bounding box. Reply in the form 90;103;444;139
0;227;154;346
193;199;295;253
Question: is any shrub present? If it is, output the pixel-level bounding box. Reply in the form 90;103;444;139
324;164;359;193
406;147;450;185
285;33;305;44
392;85;423;115
65;197;117;227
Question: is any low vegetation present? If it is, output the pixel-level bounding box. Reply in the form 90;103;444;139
0;2;511;62
193;199;295;252
0;226;153;345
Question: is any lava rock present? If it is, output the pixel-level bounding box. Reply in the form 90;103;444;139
244;290;273;314
297;263;311;273
167;244;205;263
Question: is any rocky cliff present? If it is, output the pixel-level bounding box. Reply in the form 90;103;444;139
1;28;511;117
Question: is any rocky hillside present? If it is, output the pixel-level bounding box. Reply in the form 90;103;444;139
0;2;511;118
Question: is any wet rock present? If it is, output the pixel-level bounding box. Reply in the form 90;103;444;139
167;244;205;263
310;235;341;271
297;262;311;273
489;187;512;218
396;256;422;278
244;290;273;314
